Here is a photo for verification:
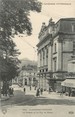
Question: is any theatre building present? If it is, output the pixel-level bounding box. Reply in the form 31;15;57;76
37;18;75;92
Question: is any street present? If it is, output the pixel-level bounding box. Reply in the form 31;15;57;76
1;86;75;107
1;86;75;117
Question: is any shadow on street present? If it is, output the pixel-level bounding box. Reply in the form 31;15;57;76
1;89;75;107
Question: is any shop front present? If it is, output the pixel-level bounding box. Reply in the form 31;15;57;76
61;79;75;96
37;72;51;91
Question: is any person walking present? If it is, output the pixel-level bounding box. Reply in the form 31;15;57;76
23;87;26;95
40;88;43;95
36;88;40;96
11;88;14;96
49;86;51;94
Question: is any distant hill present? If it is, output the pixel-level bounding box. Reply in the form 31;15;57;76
19;58;37;69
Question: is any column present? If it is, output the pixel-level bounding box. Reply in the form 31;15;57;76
48;44;52;71
43;74;46;90
17;77;18;83
23;78;25;86
57;41;62;70
46;46;48;66
37;51;40;68
40;74;43;89
41;74;43;89
40;50;42;67
39;74;40;88
44;47;46;65
41;49;43;66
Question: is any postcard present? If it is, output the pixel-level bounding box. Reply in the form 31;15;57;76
0;0;75;117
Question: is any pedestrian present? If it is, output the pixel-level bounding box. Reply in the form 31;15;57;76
36;88;40;96
69;88;71;97
23;87;26;95
34;86;37;90
9;88;11;96
11;88;14;96
40;88;43;95
49;86;51;93
39;88;40;95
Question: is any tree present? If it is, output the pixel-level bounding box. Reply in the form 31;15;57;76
0;0;42;37
0;0;41;93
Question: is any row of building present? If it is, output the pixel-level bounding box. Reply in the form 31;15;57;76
14;60;38;87
12;18;75;95
37;18;75;92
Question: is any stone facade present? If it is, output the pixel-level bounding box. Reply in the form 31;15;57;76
18;69;38;88
37;18;75;92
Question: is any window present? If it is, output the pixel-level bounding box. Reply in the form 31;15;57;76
73;42;75;55
43;50;45;59
46;47;48;65
46;68;48;72
40;51;42;66
52;26;55;31
54;43;56;52
40;52;42;60
25;79;27;85
46;48;48;58
53;43;57;54
33;78;36;81
54;60;56;71
72;24;75;32
43;49;45;65
53;58;57;72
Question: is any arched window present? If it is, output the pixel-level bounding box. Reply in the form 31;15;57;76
46;47;48;65
55;43;56;52
25;79;27;85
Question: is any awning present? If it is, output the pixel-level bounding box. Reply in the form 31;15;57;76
61;79;75;88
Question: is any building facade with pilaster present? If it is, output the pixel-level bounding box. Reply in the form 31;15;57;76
37;18;75;92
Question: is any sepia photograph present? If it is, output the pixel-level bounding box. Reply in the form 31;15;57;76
0;0;75;117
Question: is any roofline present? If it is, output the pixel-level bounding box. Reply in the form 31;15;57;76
55;18;75;25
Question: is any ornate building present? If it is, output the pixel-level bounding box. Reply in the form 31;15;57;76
37;18;75;92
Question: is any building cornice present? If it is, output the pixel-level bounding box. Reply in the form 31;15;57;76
37;34;51;47
62;51;73;53
52;31;75;39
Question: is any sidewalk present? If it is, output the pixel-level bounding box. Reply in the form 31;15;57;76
1;94;10;101
25;86;75;101
10;86;75;101
24;86;36;95
40;91;75;101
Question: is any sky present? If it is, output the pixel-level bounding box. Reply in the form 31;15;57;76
13;0;75;61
